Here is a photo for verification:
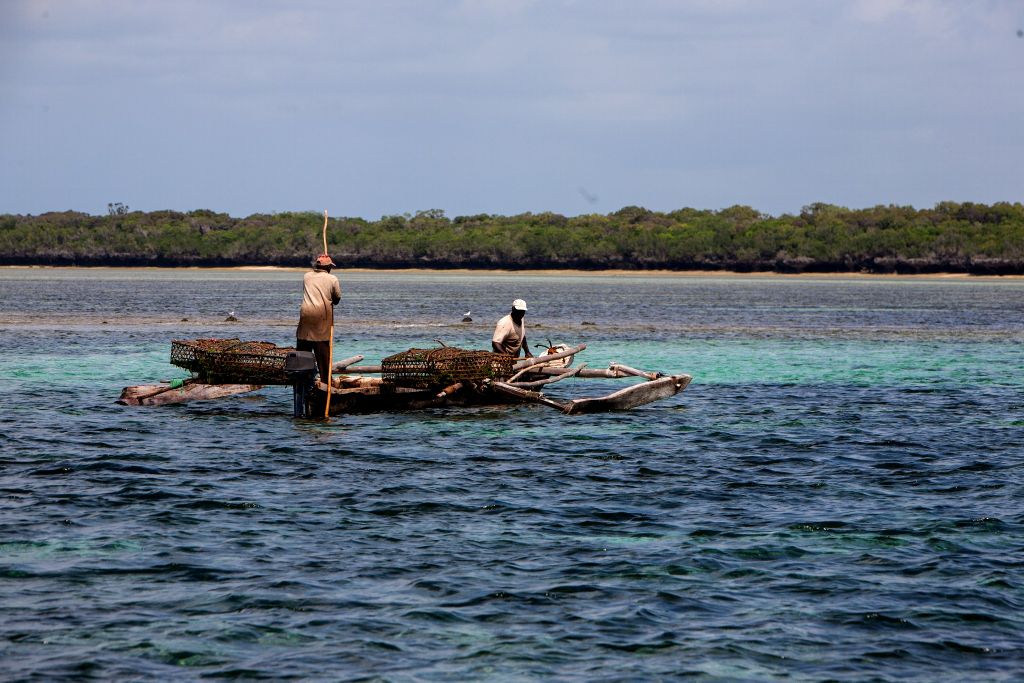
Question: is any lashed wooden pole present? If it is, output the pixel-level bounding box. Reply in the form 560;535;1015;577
506;364;586;390
322;209;329;255
323;209;334;418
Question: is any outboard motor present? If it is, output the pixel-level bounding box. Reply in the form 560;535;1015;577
284;350;318;418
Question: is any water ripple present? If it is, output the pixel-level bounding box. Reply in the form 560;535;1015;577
2;273;1024;680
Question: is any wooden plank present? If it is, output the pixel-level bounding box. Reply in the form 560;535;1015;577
487;381;570;412
564;375;692;415
120;381;193;402
118;383;263;406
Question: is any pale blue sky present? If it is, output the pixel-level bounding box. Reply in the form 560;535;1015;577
1;0;1021;218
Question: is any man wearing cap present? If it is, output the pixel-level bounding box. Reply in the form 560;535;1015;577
492;299;534;358
296;254;342;383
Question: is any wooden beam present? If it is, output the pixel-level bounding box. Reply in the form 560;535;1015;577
436;381;464;399
343;364;382;374
506;364;586;390
518;366;628;379
331;355;365;373
564;375;692;415
487;381;569;412
118;383;263;406
609;363;660;381
512;343;586;371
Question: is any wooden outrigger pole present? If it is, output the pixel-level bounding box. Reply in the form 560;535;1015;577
322;209;333;418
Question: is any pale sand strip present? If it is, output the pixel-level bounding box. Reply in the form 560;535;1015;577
1;265;1021;280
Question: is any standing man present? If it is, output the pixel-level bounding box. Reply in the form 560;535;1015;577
296;253;341;383
492;298;534;358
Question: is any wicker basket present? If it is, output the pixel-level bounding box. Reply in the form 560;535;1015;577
170;338;294;384
381;347;514;389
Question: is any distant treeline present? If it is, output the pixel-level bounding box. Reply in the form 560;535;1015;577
2;202;1023;274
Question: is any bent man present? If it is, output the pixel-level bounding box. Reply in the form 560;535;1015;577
296;253;341;383
492;298;533;358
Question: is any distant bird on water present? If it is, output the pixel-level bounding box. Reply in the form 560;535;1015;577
462;311;472;323
225;310;238;322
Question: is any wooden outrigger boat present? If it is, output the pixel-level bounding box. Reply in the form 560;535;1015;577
119;340;692;417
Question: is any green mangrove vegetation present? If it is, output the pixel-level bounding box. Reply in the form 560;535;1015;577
1;202;1022;273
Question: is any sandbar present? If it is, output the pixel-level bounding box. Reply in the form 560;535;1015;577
1;264;1021;280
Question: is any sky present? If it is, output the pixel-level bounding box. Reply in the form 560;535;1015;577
1;0;1022;219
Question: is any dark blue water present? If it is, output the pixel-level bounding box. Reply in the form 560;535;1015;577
1;269;1023;681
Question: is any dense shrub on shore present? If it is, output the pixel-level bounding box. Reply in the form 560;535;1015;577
1;202;1022;273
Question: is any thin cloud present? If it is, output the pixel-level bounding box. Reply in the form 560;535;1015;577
1;0;1021;217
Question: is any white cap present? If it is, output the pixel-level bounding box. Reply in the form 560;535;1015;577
512;298;528;311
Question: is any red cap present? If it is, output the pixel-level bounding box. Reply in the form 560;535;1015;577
315;254;336;268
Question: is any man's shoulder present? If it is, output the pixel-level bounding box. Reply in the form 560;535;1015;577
493;314;512;335
307;270;339;282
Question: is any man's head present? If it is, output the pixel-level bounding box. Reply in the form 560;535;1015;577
314;253;336;271
511;298;527;321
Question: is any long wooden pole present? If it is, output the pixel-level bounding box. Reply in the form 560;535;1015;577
487;381;570;412
330;355;365;374
322;208;329;255
512;343;586;371
323;209;334;418
506;364;586;390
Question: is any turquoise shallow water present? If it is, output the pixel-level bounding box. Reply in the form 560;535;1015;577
1;269;1023;681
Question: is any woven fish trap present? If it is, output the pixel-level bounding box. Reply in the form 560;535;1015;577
170;338;294;384
381;347;515;389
